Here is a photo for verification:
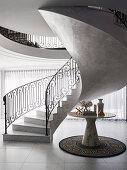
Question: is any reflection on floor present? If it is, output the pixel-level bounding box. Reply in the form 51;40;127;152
0;118;127;170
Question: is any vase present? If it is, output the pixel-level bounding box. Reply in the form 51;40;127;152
97;99;104;114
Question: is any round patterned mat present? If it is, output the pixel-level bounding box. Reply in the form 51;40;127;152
59;136;126;157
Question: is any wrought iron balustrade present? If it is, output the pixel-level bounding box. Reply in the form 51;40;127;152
88;6;127;29
3;58;80;135
45;57;80;135
3;75;53;134
109;9;127;28
0;26;64;49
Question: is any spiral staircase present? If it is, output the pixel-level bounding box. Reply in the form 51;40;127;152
2;5;127;142
3;57;82;142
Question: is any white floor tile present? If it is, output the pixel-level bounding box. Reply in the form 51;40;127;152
0;163;22;170
25;148;64;163
21;163;64;170
0;118;127;170
0;148;31;163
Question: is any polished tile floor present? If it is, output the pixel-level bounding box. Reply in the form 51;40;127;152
0;118;127;170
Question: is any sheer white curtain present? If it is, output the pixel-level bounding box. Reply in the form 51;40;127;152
4;69;58;94
4;70;127;120
92;87;126;120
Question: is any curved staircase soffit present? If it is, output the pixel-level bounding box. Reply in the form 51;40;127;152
0;34;70;59
39;7;127;48
40;8;127;100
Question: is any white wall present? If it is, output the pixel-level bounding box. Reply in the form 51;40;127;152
0;71;5;119
0;71;1;118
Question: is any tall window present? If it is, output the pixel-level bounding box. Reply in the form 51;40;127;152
4;69;58;94
4;70;127;120
92;87;126;120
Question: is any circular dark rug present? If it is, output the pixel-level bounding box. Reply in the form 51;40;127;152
59;136;126;157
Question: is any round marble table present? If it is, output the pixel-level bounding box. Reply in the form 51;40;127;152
68;112;116;147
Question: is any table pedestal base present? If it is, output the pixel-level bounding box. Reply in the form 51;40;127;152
82;118;100;147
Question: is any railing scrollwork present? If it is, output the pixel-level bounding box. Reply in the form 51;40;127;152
45;57;80;135
3;58;80;135
3;75;53;134
87;6;127;29
0;26;64;49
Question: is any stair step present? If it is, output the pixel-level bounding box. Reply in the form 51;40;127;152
24;114;53;126
62;96;67;101
26;112;54;120
3;131;50;143
13;121;50;134
71;88;78;94
72;84;76;89
36;107;57;117
36;110;45;117
61;100;68;106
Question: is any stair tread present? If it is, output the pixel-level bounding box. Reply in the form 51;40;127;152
13;120;50;129
5;130;50;137
36;109;57;114
24;114;53;121
36;110;45;113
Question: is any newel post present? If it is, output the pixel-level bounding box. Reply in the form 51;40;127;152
3;96;7;134
45;90;48;136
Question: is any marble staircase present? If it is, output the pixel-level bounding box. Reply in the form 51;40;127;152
3;82;82;142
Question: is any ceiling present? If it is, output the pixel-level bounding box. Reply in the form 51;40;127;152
0;46;67;70
0;0;127;36
0;0;126;70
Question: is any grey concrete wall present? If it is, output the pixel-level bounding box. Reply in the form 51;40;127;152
39;7;127;47
40;7;127;100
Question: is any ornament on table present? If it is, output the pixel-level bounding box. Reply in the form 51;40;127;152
97;99;105;116
80;100;93;112
75;107;83;115
98;109;105;116
98;99;104;112
80;100;96;116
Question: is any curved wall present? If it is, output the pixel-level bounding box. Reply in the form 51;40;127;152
40;7;127;100
39;7;127;47
0;0;127;36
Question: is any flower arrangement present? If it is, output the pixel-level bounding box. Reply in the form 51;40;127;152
80;100;93;112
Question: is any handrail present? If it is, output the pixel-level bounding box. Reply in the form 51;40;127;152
87;6;127;29
45;57;80;135
3;58;80;135
1;8;126;51
109;9;127;28
4;75;53;97
0;26;64;49
3;74;54;134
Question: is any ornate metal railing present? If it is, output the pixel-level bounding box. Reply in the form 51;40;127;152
3;58;80;135
3;75;53;134
45;57;80;135
109;9;127;28
0;26;64;49
88;6;127;29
